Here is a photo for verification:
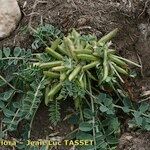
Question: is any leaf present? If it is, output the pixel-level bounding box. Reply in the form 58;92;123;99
3;47;10;57
3;109;15;117
122;106;130;113
3;90;14;101
139;102;149;113
97;93;107;102
0;50;2;58
13;102;21;109
83;109;93;119
133;111;143;126
0;131;4;138
14;47;21;57
107;136;118;144
0;101;5;109
76;131;93;140
100;105;109;112
79;122;93;132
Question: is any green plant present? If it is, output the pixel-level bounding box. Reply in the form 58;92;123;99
31;24;64;50
1;26;150;150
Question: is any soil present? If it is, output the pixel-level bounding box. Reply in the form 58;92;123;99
1;0;150;149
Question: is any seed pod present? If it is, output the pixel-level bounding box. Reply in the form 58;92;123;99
109;63;124;83
77;54;98;61
51;38;61;50
46;82;62;105
57;45;67;55
93;52;99;57
38;61;62;69
114;55;141;68
60;72;67;81
43;71;60;78
69;65;82;81
52;66;66;72
64;37;77;61
109;54;127;66
102;47;109;81
46;47;63;60
74;49;92;55
82;61;100;71
79;76;84;89
111;62;128;75
108;49;116;54
83;74;87;89
45;86;50;106
98;28;119;44
72;29;80;38
102;63;109;81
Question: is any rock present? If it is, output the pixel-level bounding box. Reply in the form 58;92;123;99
0;0;21;39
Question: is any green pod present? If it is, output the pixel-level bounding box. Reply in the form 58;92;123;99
46;82;62;105
111;62;128;75
51;38;61;50
74;49;93;55
76;54;98;61
64;37;77;61
102;63;109;81
83;74;87;89
60;72;67;81
93;52;100;57
82;61;100;71
38;61;62;69
69;65;82;81
98;28;119;44
52;66;66;72
108;49;116;54
46;47;63;60
78;73;84;89
43;71;60;78
57;45;67;55
113;55;141;68
109;54;127;66
102;47;109;81
45;86;50;106
72;29;80;38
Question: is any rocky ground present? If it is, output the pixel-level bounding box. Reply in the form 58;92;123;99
1;0;150;149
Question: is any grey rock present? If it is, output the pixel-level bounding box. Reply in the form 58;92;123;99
0;0;21;39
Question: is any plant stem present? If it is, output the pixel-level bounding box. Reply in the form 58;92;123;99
0;57;37;62
88;78;97;150
0;75;16;90
27;77;45;138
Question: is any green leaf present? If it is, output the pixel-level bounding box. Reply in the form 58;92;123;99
3;90;14;101
107;136;118;144
0;78;5;87
14;47;21;57
0;131;4;138
0;101;5;108
3;109;15;117
0;50;2;58
133;111;143;126
122;106;130;113
79;122;93;132
139;102;149;113
83;109;93;119
97;93;107;102
13;102;20;108
100;105;109;112
3;47;10;57
76;131;93;140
